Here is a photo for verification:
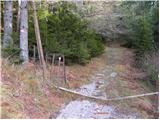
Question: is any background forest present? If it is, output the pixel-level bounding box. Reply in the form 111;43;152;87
1;0;158;86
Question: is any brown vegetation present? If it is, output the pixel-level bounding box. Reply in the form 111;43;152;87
1;51;106;118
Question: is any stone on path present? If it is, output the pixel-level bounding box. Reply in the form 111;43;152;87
110;72;117;77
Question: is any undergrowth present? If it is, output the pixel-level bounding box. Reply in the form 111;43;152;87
1;53;106;118
1;59;73;118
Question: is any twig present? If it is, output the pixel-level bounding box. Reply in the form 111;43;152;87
6;50;20;61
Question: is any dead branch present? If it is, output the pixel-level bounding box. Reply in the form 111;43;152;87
53;85;159;102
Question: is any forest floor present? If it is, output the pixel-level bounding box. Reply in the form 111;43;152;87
1;44;158;119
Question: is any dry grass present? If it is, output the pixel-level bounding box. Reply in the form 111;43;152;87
1;46;158;119
103;47;158;118
1;59;68;119
1;52;106;119
66;55;106;88
48;50;107;89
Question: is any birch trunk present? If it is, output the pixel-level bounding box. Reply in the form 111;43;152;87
20;0;29;63
3;1;12;48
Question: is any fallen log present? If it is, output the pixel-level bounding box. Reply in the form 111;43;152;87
53;85;159;102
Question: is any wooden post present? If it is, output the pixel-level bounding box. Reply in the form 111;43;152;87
33;45;36;62
52;54;55;65
45;53;48;64
63;55;67;83
58;56;61;79
31;0;47;78
50;54;55;82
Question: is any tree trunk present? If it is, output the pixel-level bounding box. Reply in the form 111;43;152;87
3;1;12;48
31;0;47;74
20;0;29;63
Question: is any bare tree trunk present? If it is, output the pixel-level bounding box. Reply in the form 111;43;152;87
20;0;29;63
3;1;12;48
31;0;47;74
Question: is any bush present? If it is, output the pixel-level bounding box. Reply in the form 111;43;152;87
1;31;20;58
124;16;155;52
135;17;154;52
28;1;104;65
121;1;158;53
140;52;158;86
121;1;159;87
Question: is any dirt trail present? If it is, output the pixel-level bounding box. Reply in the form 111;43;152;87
55;46;155;119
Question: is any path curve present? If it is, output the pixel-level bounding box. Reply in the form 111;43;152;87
55;46;151;119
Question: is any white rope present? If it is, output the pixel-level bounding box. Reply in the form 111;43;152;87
53;85;159;102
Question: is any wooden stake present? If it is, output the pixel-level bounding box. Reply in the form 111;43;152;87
50;54;55;81
58;57;61;79
52;54;55;65
45;53;48;64
33;45;36;62
63;55;67;83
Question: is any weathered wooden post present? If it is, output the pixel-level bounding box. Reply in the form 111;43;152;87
50;54;55;81
58;56;61;79
62;55;67;83
52;54;55;65
45;53;48;64
33;45;36;62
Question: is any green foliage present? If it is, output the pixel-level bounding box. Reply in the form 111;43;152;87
2;31;20;58
28;1;104;65
121;1;158;53
150;2;159;50
2;46;20;64
146;64;158;85
140;52;158;87
2;46;20;57
134;17;154;54
120;1;159;86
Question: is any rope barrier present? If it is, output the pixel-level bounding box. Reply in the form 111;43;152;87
53;85;159;102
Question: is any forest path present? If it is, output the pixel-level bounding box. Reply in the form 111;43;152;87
55;46;152;119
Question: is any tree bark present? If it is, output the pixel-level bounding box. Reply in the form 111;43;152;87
31;0;47;74
20;0;29;63
3;1;12;48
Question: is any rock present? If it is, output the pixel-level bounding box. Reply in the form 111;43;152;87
97;73;105;76
97;81;104;84
110;72;117;77
12;91;20;97
92;90;104;97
